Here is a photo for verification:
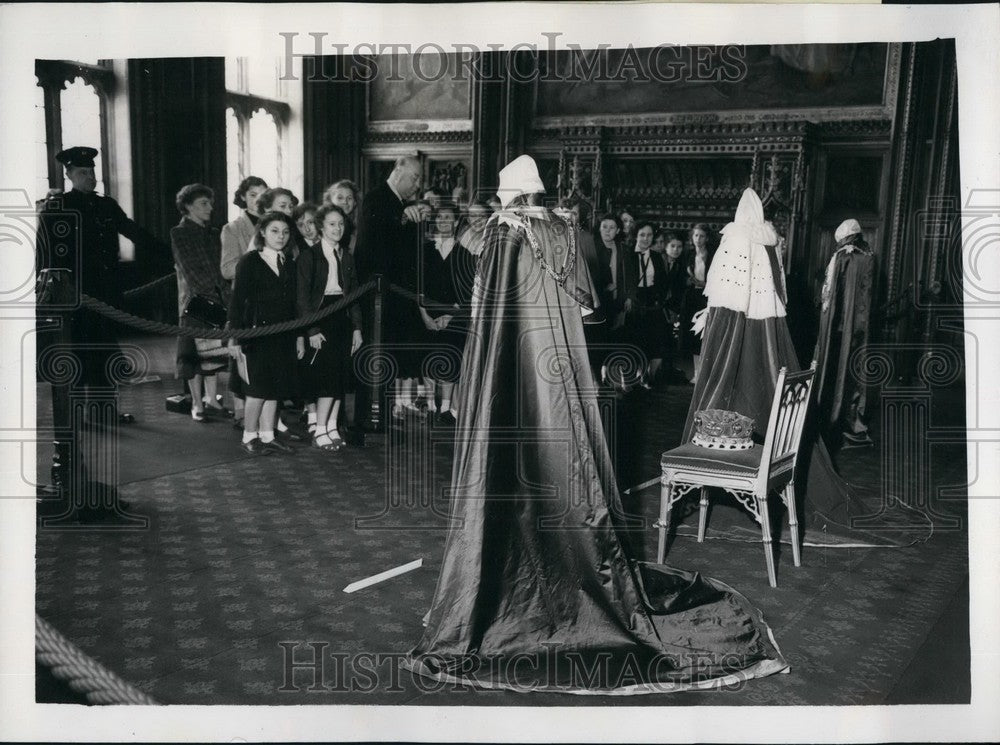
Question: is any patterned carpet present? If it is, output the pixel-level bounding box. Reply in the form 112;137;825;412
34;338;970;705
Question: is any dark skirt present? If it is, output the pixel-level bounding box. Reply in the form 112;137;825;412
176;316;227;380
626;287;668;360
229;356;245;399
382;296;426;379
243;330;298;401
420;313;466;384
300;294;354;399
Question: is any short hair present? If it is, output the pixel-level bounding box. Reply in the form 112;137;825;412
558;194;591;211
292;201;318;223
690;223;714;237
313;203;354;247
435;202;459;220
323;179;359;206
557;194;594;229
232;176;268;209
597;213;623;233
259;187;297;212
175;183;214;214
660;231;683;245
634;220;657;238
253;211;298;250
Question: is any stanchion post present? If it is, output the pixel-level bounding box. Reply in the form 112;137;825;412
370;274;384;431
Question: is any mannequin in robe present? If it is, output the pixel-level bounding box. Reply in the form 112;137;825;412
683;189;874;543
813;219;875;450
403;157;787;695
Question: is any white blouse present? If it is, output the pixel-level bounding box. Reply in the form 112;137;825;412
260;248;284;277
321;239;344;295
636;251;656;288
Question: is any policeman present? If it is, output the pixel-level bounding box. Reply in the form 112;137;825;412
36;146;156;518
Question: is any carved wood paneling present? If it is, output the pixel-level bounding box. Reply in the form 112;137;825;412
364;130;473;146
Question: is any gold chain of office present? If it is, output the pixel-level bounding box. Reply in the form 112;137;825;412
518;213;577;287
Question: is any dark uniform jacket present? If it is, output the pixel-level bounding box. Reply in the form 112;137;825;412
296;242;363;337
228;251;297;331
36;188;161;387
354;180;423;373
624;249;668;307
354;180;406;283
36;188;157;306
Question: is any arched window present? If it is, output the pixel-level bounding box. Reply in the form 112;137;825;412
225;57;291;221
35;59;137;261
34;82;49;202
59;78;105;194
34;60;114;197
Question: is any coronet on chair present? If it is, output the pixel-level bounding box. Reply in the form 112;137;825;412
656;365;817;587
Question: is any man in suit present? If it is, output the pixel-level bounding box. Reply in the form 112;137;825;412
354;156;423;281
351;156;425;442
36;146;159;518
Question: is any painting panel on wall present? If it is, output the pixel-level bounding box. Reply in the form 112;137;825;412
535;43;890;119
369;52;473;122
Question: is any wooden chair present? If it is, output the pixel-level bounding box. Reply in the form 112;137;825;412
656;365;816;587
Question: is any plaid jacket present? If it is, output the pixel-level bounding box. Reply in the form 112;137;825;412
170;216;230;316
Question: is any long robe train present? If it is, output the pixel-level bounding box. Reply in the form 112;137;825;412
403;209;787;694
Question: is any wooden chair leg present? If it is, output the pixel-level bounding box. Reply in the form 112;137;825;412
757;492;777;588
657;479;670;564
785;483;801;568
697;487;709;542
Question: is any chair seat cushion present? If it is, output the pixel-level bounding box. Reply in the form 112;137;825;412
661;442;763;478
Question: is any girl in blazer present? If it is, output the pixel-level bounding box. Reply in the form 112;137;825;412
624;220;669;386
228;211;299;456
295;204;363;451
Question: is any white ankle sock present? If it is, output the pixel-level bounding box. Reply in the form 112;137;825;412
399;383;413;406
440;398;450;413
307;411;318;425
242;431;258;444
259;430;275;443
276;418;288;433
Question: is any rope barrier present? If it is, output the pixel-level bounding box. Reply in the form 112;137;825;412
36;614;159;705
122;272;176;299
386;282;423;305
74;279;466;341
75;280;377;340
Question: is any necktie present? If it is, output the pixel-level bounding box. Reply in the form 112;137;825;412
277;252;286;278
334;248;344;287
